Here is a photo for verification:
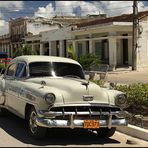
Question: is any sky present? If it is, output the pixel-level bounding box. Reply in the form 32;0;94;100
0;1;148;36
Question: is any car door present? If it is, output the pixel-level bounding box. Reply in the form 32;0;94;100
5;62;27;116
4;63;17;107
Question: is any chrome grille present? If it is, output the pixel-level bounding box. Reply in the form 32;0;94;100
47;105;121;119
50;105;121;112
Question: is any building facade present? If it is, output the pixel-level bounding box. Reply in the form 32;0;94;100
0;15;101;58
0;34;11;57
25;11;148;71
24;15;106;58
68;11;148;70
1;12;148;70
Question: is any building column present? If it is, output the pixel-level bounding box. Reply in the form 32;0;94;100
48;41;52;56
108;36;117;70
7;44;10;58
1;44;3;52
40;43;44;55
32;43;35;52
89;39;93;54
89;34;93;54
72;41;76;53
10;44;13;58
0;44;1;51
5;44;7;53
59;40;64;57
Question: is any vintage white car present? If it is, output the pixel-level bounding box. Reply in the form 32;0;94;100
0;55;128;139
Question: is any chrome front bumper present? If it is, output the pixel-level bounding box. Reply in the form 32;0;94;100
36;110;128;129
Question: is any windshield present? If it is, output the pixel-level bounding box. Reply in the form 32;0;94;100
29;62;85;79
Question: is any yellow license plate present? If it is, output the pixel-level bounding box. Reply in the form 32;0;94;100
84;120;100;129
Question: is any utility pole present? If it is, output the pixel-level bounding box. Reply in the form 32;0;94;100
132;0;138;71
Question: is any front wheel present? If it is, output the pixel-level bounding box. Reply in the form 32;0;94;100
96;127;116;138
28;107;47;139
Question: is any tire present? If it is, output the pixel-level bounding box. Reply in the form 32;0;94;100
28;106;47;139
96;127;116;138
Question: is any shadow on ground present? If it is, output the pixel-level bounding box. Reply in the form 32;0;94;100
0;111;120;146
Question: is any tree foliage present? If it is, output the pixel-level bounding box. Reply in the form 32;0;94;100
13;44;37;57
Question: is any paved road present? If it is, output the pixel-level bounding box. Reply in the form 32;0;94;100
0;112;148;147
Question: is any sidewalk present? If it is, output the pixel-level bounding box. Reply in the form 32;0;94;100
117;124;148;141
93;67;148;84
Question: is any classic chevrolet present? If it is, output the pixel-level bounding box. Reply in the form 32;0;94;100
0;55;128;139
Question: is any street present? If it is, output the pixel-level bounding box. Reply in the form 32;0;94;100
107;70;148;84
0;112;148;147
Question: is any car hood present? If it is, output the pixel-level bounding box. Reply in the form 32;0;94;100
26;77;110;105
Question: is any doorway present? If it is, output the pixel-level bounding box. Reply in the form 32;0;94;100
122;34;128;65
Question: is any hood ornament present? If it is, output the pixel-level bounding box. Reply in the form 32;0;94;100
81;81;89;90
41;80;46;88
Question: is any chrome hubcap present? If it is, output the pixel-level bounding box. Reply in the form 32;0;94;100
29;111;37;134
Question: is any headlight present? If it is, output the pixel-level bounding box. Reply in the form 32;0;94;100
44;93;55;105
115;94;127;108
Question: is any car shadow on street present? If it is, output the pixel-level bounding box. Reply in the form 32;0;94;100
0;112;120;146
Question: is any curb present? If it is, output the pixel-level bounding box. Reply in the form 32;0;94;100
117;124;148;141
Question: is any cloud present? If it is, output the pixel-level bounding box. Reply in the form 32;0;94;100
34;1;103;18
34;1;148;19
34;3;55;18
98;1;148;17
0;1;24;35
0;1;24;11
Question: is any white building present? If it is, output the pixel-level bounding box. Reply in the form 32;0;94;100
69;10;148;70
25;15;103;57
25;11;148;71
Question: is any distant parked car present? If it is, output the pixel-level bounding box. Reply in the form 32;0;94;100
0;55;128;139
0;52;12;72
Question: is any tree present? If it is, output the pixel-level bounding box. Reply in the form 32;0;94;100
13;44;37;57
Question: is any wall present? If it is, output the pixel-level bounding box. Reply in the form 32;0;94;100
137;22;148;69
41;27;72;42
27;22;59;35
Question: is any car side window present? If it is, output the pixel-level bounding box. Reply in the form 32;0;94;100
15;63;27;78
6;63;17;78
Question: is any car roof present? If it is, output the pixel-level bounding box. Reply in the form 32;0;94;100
11;55;81;66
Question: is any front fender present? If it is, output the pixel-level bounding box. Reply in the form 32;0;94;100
19;82;64;111
102;88;124;106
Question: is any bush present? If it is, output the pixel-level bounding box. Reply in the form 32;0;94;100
91;80;106;87
115;83;148;115
115;83;148;107
78;54;100;70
